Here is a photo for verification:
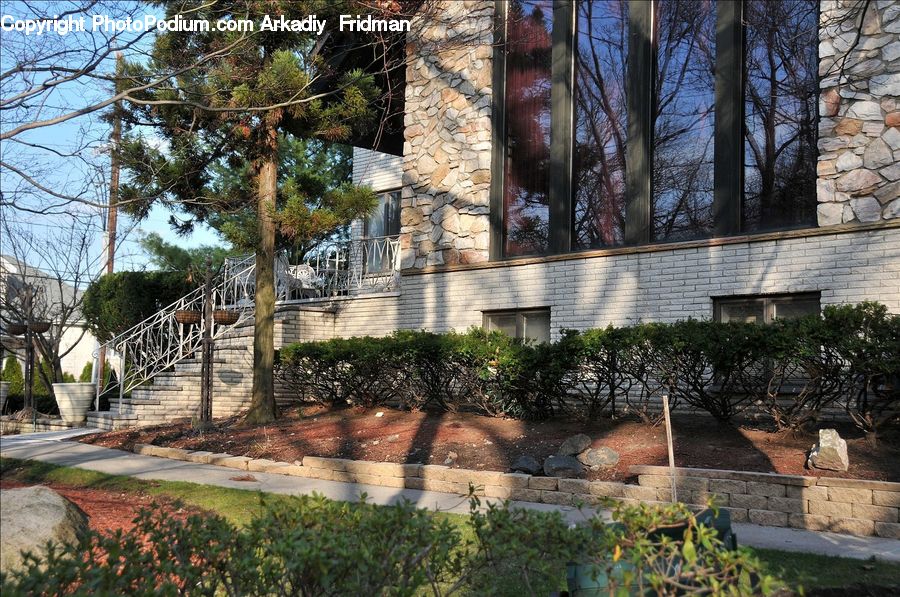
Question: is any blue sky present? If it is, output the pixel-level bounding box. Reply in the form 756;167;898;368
0;1;224;276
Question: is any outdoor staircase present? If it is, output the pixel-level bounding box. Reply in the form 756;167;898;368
84;237;402;430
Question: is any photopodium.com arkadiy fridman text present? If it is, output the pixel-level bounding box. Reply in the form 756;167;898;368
1;13;409;36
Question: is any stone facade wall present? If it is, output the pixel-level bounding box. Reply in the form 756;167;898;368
817;0;900;225
132;445;900;539
400;0;493;269
280;227;900;345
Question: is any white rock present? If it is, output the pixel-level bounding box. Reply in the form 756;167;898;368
870;73;900;96
883;40;900;62
846;101;883;120
1;486;89;574
807;429;849;472
817;202;844;226
865;138;894;169
883;126;900;150
836;151;863;171
850;196;883;222
885;198;900;219
836;168;883;192
817;178;836;202
880;163;900;181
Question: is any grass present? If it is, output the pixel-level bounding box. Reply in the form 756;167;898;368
3;457;899;592
753;548;900;591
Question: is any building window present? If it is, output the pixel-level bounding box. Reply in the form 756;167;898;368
573;0;628;249
484;308;551;344
491;0;819;259
652;0;716;242
501;0;553;257
742;0;818;233
364;190;401;239
364;190;400;272
714;293;821;324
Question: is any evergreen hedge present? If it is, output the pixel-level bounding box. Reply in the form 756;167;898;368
277;302;899;433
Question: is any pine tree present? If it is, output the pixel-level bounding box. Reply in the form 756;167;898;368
119;1;382;423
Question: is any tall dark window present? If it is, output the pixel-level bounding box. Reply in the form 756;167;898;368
502;0;553;257
652;0;716;242
365;190;401;238
743;0;818;232
491;0;820;260
573;0;628;249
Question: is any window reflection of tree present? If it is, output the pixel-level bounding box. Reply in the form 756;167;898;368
503;0;553;256
652;0;716;242
573;0;628;249
743;0;818;232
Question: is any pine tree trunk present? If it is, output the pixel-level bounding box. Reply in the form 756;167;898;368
244;135;279;425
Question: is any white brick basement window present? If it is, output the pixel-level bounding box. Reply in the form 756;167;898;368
483;309;551;344
713;293;821;324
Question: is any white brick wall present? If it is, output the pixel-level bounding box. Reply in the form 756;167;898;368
282;226;900;342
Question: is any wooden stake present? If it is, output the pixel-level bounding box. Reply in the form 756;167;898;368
662;393;677;503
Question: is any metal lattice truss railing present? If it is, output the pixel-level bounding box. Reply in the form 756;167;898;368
96;237;400;407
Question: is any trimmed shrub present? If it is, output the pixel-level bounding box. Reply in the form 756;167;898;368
78;362;93;383
1;356;24;397
82;271;194;342
276;302;899;431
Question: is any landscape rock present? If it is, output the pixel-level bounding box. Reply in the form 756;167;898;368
443;451;458;466
557;433;592;456
578;447;620;469
1;486;89;574
510;455;542;475
807;429;849;472
543;455;585;479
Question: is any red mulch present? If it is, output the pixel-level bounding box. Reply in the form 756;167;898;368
79;406;900;483
0;480;200;536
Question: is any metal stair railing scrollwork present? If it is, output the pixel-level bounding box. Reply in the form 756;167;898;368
92;237;400;414
94;255;256;411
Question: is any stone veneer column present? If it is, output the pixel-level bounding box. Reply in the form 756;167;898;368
401;0;494;269
818;0;900;224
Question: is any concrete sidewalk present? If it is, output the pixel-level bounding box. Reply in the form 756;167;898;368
2;430;899;562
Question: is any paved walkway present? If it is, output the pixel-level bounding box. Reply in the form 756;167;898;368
2;429;899;562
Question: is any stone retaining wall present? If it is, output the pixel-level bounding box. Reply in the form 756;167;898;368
132;445;900;539
631;465;900;540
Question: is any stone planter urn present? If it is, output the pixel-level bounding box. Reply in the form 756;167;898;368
52;383;96;425
0;381;9;415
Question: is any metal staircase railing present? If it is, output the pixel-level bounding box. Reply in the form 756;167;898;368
94;237;401;413
95;254;256;410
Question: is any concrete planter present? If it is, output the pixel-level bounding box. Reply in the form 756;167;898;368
0;381;9;415
53;383;96;425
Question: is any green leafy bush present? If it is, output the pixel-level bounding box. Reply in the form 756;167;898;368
1;356;24;397
276;302;900;432
82;271;194;342
0;495;777;596
78;362;93;383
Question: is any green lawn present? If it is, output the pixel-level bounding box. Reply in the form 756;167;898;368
2;457;899;593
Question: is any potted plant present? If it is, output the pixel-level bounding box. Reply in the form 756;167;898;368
213;309;239;325
53;382;96;425
174;310;202;325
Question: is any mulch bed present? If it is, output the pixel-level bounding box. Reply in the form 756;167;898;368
79;406;900;483
0;480;201;537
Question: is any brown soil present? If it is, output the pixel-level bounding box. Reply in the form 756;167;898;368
80;406;900;483
0;480;201;536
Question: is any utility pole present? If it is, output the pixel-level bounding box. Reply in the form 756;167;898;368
97;52;123;391
199;257;214;427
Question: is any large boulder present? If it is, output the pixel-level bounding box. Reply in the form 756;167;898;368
578;447;619;469
807;429;849;472
0;486;89;574
557;434;592;456
543;455;585;479
510;455;542;475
